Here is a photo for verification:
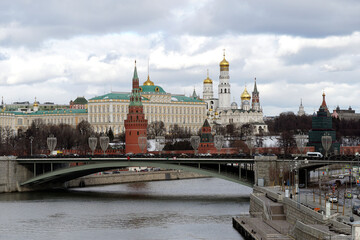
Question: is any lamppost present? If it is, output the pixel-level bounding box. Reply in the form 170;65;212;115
155;136;165;155
47;134;57;155
280;148;285;191
100;134;109;155
296;133;307;158
321;133;332;176
246;136;254;156
29;136;34;156
295;134;307;197
138;135;147;154
214;135;224;154
350;156;355;222
190;135;200;155
88;135;97;156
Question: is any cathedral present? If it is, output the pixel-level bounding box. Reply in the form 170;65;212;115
202;51;268;134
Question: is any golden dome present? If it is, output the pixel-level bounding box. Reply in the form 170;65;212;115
215;111;219;115
143;75;154;86
241;87;251;100
220;57;229;67
220;50;229;67
203;69;212;84
33;97;39;107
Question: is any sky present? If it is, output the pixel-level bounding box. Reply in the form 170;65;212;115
0;0;359;116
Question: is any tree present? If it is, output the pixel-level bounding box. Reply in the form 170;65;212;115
107;127;114;142
240;124;253;139
147;121;165;139
278;130;296;155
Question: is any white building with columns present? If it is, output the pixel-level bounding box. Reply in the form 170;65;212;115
88;74;207;135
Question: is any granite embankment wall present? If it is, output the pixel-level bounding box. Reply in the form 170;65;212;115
67;170;207;188
250;187;352;239
0;157;34;193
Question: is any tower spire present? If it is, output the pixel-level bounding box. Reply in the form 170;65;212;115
320;91;328;111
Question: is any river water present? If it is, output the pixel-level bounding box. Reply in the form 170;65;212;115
0;178;251;240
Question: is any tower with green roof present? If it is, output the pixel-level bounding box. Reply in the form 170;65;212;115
308;92;340;154
124;61;148;154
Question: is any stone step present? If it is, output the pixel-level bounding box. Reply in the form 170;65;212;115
265;220;292;235
271;214;287;220
270;205;284;214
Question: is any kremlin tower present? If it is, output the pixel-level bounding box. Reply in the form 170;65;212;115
124;61;148;154
251;78;260;111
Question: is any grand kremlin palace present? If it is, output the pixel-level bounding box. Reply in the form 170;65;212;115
88;75;206;135
0;76;206;135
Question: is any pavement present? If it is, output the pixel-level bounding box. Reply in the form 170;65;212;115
283;185;360;223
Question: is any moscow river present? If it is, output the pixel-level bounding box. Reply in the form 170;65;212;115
0;178;251;240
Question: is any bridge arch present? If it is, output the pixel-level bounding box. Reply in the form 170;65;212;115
21;161;254;187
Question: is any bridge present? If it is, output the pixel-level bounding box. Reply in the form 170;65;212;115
16;157;256;188
1;156;358;192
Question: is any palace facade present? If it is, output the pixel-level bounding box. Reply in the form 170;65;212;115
88;69;207;136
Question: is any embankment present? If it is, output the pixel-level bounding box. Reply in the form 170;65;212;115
67;170;207;188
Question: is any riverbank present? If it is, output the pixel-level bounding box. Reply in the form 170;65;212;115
67;170;207;188
233;186;357;239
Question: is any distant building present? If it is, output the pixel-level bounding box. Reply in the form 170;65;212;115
308;92;340;154
0;98;86;133
332;106;360;121
70;97;88;109
297;99;305;116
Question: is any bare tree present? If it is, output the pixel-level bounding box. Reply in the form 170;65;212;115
147;121;165;139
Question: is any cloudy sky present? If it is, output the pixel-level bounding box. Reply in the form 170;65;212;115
0;0;359;116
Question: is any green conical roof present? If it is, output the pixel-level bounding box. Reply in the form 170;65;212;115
203;119;210;127
133;64;138;80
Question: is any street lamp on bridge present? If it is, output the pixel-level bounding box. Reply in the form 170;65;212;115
88;135;97;156
29;136;34;156
100;134;109;155
47;134;57;155
214;135;224;154
190;136;200;155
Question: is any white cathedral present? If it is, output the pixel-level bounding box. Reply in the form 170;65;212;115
202;51;268;134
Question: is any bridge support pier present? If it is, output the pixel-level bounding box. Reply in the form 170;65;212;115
0;157;34;193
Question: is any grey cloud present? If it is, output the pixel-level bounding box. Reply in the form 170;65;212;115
0;0;189;46
178;0;360;38
282;47;344;65
1;0;359;47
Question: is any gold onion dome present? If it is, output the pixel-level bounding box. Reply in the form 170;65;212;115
203;69;212;84
220;57;229;67
220;50;229;67
143;75;154;86
33;97;39;107
241;87;251;100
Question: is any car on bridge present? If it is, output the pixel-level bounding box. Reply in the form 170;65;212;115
345;191;353;199
326;194;338;203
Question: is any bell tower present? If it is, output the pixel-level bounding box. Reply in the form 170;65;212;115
218;50;231;110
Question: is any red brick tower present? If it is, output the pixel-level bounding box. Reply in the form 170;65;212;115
198;119;215;153
124;61;148;154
